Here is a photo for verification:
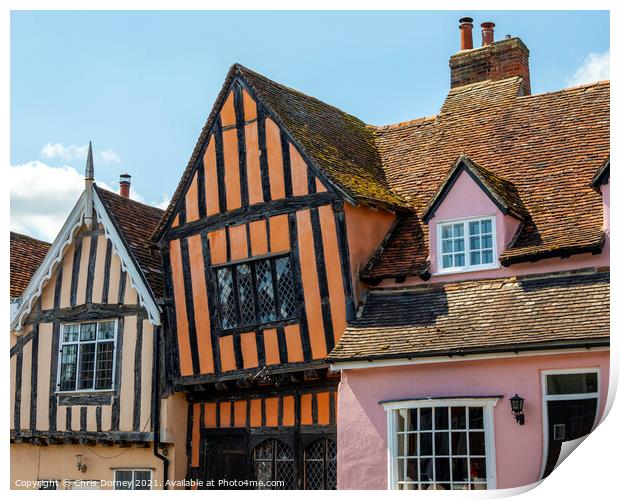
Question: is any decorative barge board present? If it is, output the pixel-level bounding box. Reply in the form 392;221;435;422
155;64;399;489
10;158;182;489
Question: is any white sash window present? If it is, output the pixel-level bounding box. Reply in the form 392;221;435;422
437;216;497;273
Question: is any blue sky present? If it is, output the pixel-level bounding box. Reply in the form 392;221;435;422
10;10;610;241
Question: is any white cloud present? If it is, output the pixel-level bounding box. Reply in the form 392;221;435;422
41;142;121;164
11;161;91;241
154;193;171;210
41;142;88;161
10;161;163;242
98;149;122;164
568;50;610;87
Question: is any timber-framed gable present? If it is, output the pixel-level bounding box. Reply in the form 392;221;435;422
159;64;398;490
9;152;185;489
158;69;369;387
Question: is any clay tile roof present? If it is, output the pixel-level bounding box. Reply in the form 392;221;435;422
10;232;51;298
361;214;429;281
422;154;527;223
236;65;409;210
328;269;610;363
366;78;609;278
95;186;164;298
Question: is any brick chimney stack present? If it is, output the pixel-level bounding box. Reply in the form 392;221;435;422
449;18;531;95
119;173;131;198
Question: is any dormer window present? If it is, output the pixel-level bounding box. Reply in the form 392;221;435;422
437;217;497;273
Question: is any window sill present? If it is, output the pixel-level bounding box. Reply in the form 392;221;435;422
55;389;115;396
56;392;115;406
433;264;501;277
218;317;299;336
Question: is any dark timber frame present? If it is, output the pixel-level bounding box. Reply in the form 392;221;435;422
187;379;338;490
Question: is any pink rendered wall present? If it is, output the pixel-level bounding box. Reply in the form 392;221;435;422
601;182;610;238
337;350;610;490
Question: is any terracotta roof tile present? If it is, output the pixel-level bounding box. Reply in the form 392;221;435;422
10;232;51;298
328;269;609;362
237;65;409;209
96;186;165;298
367;78;609;277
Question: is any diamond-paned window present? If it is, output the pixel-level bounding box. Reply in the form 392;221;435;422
217;267;236;329
215;254;297;332
58;320;117;392
256;260;276;323
304;438;337;490
275;257;296;319
254;439;297;490
237;264;256;324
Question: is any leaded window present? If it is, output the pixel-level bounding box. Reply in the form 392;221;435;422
304;438;337;490
253;439;296;489
58;320;116;392
215;254;297;331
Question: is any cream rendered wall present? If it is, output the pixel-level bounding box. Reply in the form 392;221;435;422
10;443;168;490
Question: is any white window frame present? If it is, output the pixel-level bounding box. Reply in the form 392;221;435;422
56;319;118;393
383;397;499;490
113;469;154;490
436;215;499;275
539;368;601;481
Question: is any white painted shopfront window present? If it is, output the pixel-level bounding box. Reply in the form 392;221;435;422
383;398;499;490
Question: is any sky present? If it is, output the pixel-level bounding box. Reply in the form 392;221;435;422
10;10;610;242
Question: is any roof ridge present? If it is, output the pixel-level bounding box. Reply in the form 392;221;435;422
369;116;437;131
95;184;165;214
520;79;610;99
10;231;51;246
447;75;523;92
235;64;368;126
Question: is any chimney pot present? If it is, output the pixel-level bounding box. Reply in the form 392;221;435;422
459;17;474;51
119;173;131;198
481;22;496;46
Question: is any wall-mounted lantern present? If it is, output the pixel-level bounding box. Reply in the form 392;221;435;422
510;394;525;425
75;454;87;473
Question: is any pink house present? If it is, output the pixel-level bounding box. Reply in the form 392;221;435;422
328;19;609;490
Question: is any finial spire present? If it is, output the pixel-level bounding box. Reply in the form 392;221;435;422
85;141;94;180
84;141;94;228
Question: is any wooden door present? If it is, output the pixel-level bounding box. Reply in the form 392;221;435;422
542;398;597;478
205;436;250;489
